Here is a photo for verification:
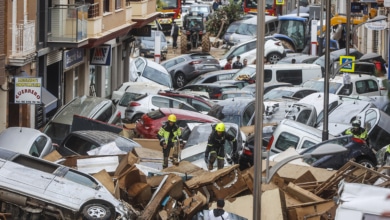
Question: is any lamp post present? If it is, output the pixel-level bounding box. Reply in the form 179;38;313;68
262;144;347;184
253;0;266;219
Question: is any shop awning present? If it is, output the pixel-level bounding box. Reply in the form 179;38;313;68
42;87;58;114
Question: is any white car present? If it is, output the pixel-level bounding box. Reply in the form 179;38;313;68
0;127;54;158
219;37;286;67
124;94;198;123
301;74;382;97
111;82;169;118
228;15;278;45
0;148;130;219
129;57;173;89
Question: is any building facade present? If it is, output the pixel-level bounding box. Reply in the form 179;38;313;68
0;0;159;132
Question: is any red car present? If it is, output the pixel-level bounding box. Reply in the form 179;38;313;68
135;108;220;139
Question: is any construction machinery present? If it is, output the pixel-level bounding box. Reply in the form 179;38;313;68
180;12;211;54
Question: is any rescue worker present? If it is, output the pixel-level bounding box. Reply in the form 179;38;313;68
157;114;182;169
384;144;390;164
204;123;237;171
341;119;368;141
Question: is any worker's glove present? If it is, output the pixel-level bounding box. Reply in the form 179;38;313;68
159;138;165;147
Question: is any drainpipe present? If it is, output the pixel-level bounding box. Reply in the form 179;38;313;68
12;0;17;54
24;0;27;24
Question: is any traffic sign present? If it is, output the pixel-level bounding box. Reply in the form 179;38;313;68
276;0;284;5
339;56;355;72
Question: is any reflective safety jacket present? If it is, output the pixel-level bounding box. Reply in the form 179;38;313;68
157;122;181;145
343;127;368;140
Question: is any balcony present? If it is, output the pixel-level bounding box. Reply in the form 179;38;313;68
130;0;161;28
8;21;36;66
47;4;89;48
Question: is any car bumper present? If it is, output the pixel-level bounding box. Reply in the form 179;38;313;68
140;49;168;59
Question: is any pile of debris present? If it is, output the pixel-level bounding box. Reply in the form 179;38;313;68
46;147;390;219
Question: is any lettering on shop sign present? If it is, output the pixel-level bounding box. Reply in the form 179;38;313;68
64;48;84;69
90;45;112;66
14;77;42;104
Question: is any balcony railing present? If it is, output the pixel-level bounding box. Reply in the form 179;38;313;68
11;21;36;57
48;4;89;43
88;2;100;19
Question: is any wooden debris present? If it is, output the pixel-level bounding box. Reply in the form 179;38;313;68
314;160;390;199
261;188;287;220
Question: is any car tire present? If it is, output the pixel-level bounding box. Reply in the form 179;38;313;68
82;204;111;220
356;159;375;169
180;34;188;54
131;114;143;123
175;72;187;88
267;52;282;64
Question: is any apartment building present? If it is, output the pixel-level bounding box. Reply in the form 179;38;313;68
0;0;159;131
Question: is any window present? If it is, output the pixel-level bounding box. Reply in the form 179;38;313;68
103;0;110;13
152;96;170;108
301;140;316;149
276;70;303;85
242;102;255;126
192;99;211;112
30;136;48;157
275;132;299;151
264;69;272;82
115;0;122;9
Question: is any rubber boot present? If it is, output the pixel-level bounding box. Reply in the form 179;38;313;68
163;157;168;169
217;158;224;170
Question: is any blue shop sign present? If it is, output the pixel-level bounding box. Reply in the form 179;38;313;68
64;48;84;69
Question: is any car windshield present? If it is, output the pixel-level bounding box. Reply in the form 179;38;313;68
186;125;212;148
235;23;257;36
119;92;145;107
226;22;240;33
222;115;241;126
43;122;71;145
302;80;342;94
191;6;209;13
264;90;294;100
232;66;256;79
142;66;172;88
141;31;166;42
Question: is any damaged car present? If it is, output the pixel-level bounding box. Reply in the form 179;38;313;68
0;148;130;220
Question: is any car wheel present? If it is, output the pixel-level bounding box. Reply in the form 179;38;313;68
131;114;143;123
175;72;187;88
356;159;375;169
82;204;111;220
267;52;282;64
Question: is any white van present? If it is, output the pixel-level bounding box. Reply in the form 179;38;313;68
265;119;335;156
302;74;381;97
232;63;323;86
228;15;278;45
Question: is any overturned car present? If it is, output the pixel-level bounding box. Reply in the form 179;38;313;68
0;148;130;220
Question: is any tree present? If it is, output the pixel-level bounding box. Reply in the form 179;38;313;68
206;0;244;38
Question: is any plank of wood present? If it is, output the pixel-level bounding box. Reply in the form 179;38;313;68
285;182;325;203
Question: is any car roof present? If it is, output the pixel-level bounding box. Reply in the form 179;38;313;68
197;69;238;77
318;74;377;83
212;97;255;114
51;96;113;125
159;108;220;121
268;86;317;92
69;130;132;145
241;15;277;24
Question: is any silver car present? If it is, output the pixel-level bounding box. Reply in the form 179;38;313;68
0;127;54;158
124;94;198;123
0;147;130;219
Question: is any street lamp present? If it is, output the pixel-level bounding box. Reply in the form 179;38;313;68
262;144;347;184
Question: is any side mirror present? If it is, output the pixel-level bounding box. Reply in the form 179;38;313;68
112;99;119;105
